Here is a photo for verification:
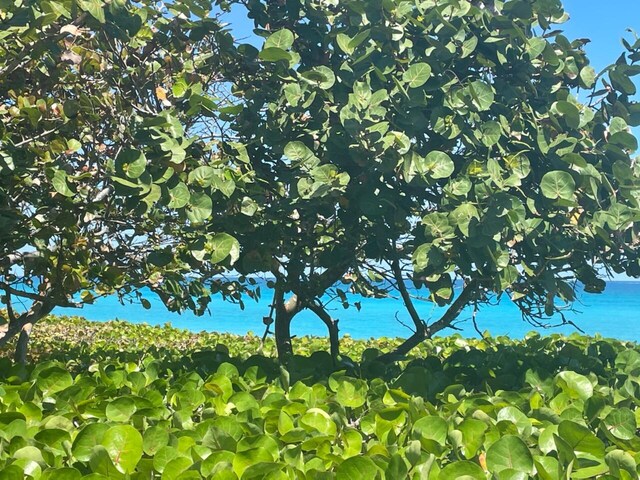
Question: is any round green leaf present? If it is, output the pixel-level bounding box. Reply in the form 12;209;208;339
167;182;190;209
143;426;170;456
105;397;136;423
480;121;502;147
468;80;494;111
555;371;593;400
72;424;110;461
187;166;216;187
101;425;143;474
540;171;576;200
116;149;147;179
232;449;274;478
265;29;294;50
420;151;455;180
330;375;368;408
41;468;82;480
486;435;533;474
580;66;597;88
412;415;448;446
186;192;213;224
207;233;240;264
336;456;378;480
37;366;73;395
603;408;636;440
402;63;432;88
259;47;292;63
553;101;581;129
299;408;337;436
439;460;486;480
301;66;336;89
458;418;487;459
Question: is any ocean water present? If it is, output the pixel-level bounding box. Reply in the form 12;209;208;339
54;281;640;342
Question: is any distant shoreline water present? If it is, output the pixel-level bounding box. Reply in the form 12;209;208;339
54;281;640;342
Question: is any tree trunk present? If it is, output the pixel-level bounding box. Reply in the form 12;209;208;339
274;293;301;362
308;301;340;361
14;323;33;365
0;301;52;364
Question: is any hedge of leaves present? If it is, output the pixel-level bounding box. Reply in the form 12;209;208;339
1;316;640;479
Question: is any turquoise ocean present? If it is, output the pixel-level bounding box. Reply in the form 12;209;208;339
54;281;640;341
53;281;640;341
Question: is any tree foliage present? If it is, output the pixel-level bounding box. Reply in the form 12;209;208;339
230;0;640;359
0;0;250;361
3;0;640;363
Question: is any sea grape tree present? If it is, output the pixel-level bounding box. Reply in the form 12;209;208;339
0;0;251;362
231;0;640;359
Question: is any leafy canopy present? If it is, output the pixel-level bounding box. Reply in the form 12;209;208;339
0;0;250;357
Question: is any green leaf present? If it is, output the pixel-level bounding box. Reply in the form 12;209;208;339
605;450;637;478
265;29;294;50
468;80;494;111
580;66;597;88
301;66;336;89
105;397;136;422
186;192;213;224
51;170;75;197
555;371;593;400
116;149;146;179
207;233;239;264
335;30;370;54
540;171;576;200
418;151;455;180
72;424;110;461
78;0;105;23
480;121;502;147
557;420;605;457
232;448;274;478
603;408;636;440
40;468;82;480
37;365;73;394
336;456;378;480
412;415;448;447
143;426;169;456
188;166;216;187
553;101;581;129
167;182;190;209
458;418;487;459
402;63;432;88
101;425;143;474
329;374;368;408
439;461;486;480
610;68;637;95
259;47;293;63
486;435;534;474
284;141;318;168
299;408;337;436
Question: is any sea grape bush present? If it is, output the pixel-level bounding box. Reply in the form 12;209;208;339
0;316;640;478
0;0;251;362
230;0;640;359
3;0;640;364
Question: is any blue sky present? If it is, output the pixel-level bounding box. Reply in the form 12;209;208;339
561;0;640;72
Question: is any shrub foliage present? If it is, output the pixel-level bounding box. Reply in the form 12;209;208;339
0;316;640;478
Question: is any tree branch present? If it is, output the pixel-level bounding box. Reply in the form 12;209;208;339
391;259;426;337
307;300;340;360
426;279;480;336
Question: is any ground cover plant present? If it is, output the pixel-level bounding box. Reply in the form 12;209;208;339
1;315;640;479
